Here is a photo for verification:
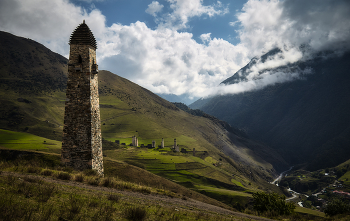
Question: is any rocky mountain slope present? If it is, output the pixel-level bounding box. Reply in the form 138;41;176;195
190;48;350;171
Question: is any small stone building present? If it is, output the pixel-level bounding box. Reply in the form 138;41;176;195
161;138;164;148
132;136;138;147
61;21;104;176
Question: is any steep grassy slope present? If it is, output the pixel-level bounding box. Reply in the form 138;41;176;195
0;31;288;204
191;50;350;171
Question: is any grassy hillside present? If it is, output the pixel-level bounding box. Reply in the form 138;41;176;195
0;31;290;209
0;149;259;221
0;149;330;220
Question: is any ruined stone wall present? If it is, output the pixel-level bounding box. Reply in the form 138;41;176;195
62;44;103;176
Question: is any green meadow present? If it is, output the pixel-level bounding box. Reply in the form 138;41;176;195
295;207;325;217
0;129;61;153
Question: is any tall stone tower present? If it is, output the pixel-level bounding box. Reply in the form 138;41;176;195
61;20;103;176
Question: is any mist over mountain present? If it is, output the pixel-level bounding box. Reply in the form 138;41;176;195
157;93;196;105
190;48;350;171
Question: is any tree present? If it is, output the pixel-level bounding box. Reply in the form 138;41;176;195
324;199;350;216
252;192;296;215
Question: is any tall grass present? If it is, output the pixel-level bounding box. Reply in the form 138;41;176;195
124;206;147;221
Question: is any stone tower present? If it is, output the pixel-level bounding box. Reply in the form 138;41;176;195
61;20;104;176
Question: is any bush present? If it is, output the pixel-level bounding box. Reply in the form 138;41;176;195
324;198;350;216
102;177;114;187
27;166;41;174
5;174;17;186
92;201;116;221
252;191;296;216
124;206;147;221
74;173;84;182
88;177;100;186
57;172;71;180
107;194;120;203
41;169;53;176
37;183;57;202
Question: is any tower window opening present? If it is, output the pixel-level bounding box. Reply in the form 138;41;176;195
78;55;82;63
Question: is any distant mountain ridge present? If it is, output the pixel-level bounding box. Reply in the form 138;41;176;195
0;30;290;190
190;48;350;171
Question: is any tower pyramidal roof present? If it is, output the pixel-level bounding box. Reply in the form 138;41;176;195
69;20;97;49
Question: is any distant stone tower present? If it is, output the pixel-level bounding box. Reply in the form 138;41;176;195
132;136;138;147
61;20;103;176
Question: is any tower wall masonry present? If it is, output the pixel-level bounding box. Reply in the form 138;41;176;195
61;22;103;176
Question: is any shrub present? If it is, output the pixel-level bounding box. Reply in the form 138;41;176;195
37;183;57;203
102;177;114;187
0;193;34;221
63;167;74;173
5;174;17;186
252;191;296;216
88;177;100;186
57;172;71;180
59;194;83;220
74;173;84;182
26;166;41;174
68;194;83;215
92;201;116;221
88;198;100;208
139;187;151;194
16;180;34;198
39;203;55;221
41;169;53;176
107;194;120;203
124;206;147;221
324;198;350;216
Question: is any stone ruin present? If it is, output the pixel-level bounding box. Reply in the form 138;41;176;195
161;138;164;148
152;140;156;148
132;136;138;147
173;138;179;152
61;20;104;176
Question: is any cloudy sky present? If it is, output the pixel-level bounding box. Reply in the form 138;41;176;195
1;0;350;104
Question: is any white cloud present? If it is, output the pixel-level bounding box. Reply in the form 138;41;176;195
207;0;350;98
236;0;350;58
1;0;349;102
0;0;106;57
157;0;229;30
76;0;104;2
228;21;238;27
98;22;249;97
146;1;164;17
202;67;313;98
199;33;211;44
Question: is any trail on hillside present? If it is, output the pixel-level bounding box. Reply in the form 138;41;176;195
1;171;272;221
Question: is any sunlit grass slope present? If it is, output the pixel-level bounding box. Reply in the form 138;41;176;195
0;129;61;153
0;68;284;203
